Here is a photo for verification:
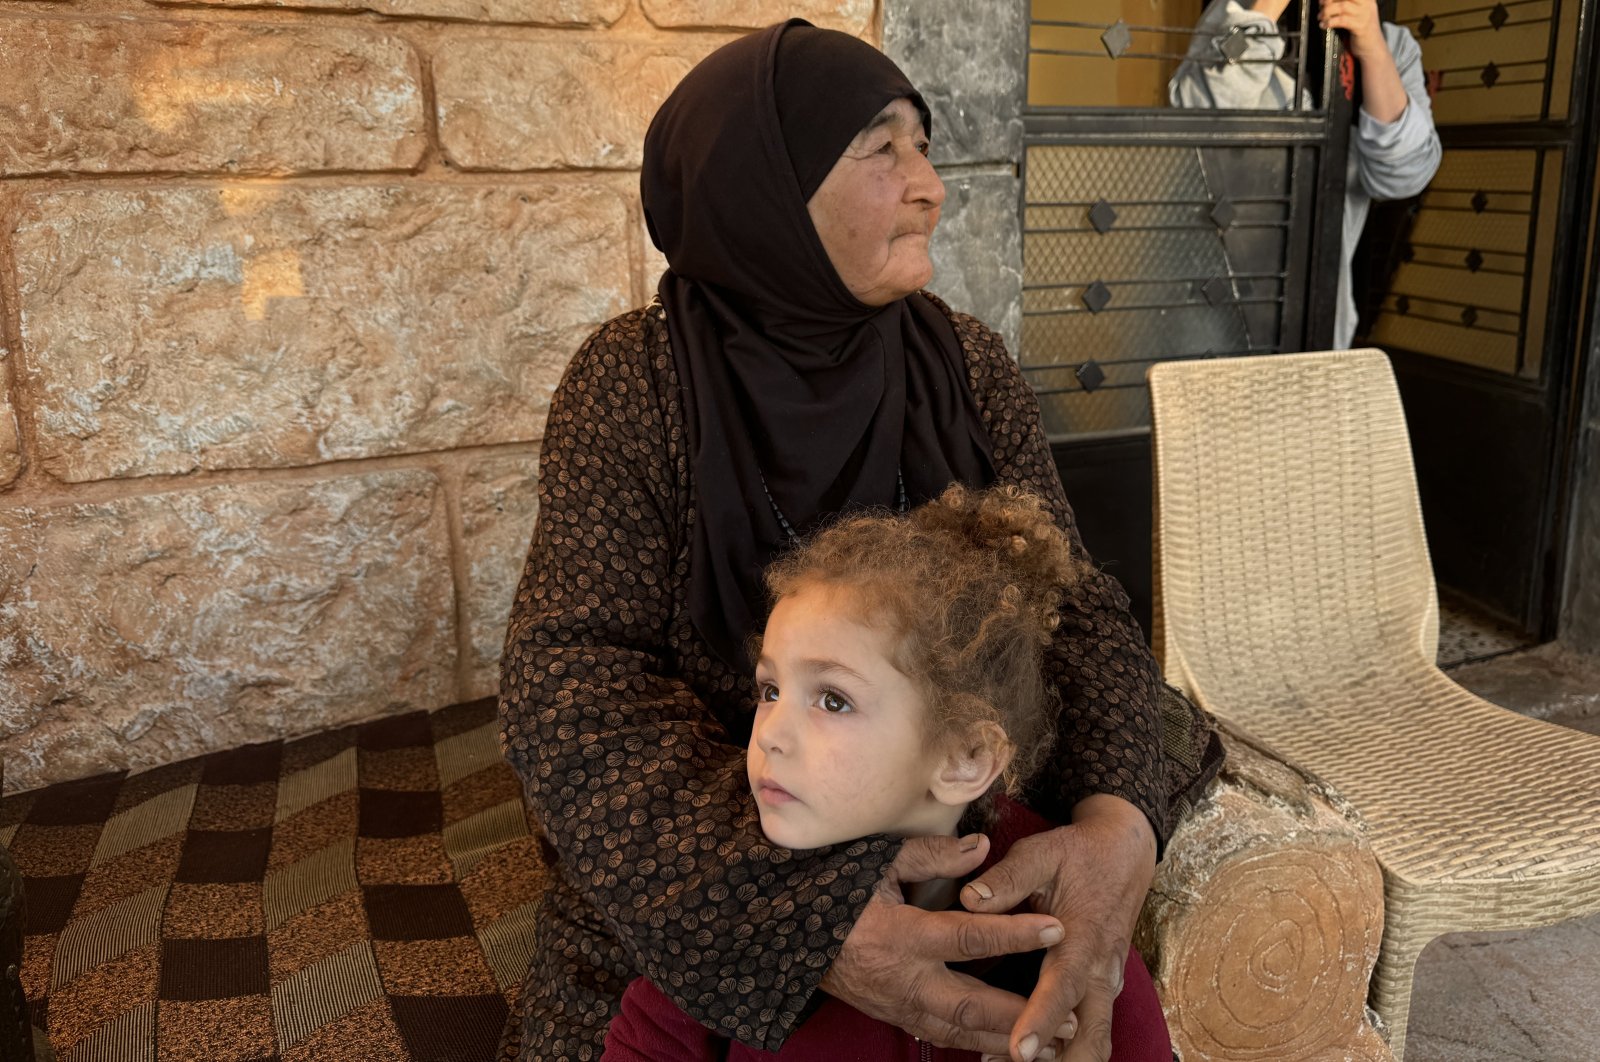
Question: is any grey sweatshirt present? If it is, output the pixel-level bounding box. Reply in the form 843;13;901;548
1169;0;1442;347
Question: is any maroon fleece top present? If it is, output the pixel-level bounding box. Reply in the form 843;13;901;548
600;797;1173;1062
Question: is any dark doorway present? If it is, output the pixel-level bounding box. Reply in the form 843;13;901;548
1026;0;1596;643
1356;0;1599;636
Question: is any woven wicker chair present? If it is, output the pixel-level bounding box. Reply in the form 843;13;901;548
1146;348;1600;1060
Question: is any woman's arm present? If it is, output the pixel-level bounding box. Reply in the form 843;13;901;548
500;309;898;1051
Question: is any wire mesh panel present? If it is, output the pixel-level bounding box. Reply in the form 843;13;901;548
1022;142;1299;435
1368;147;1563;377
1023;0;1347;440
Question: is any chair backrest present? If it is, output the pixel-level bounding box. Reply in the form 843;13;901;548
1148;350;1440;730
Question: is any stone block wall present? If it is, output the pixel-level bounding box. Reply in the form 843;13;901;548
0;0;878;793
883;0;1027;358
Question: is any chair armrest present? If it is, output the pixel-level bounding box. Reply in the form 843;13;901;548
1136;722;1393;1061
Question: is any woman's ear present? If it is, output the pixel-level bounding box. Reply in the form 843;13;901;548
931;722;1013;807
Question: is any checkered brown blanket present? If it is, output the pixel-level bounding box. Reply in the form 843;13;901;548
7;699;546;1061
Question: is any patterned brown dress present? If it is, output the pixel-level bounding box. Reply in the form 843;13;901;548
497;294;1221;1060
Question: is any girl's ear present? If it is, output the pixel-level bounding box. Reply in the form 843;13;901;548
931;722;1013;807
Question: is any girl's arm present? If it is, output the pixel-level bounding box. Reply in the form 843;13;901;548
1322;0;1409;123
1345;20;1442;199
600;979;731;1062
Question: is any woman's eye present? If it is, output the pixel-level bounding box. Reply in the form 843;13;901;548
820;690;852;713
916;140;931;157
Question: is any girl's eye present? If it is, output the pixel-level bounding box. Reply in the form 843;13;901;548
820;689;853;713
757;683;778;703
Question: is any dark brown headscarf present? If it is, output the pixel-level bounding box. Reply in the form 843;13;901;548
641;19;995;666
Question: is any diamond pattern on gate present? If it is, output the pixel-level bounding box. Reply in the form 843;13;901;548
1088;199;1119;234
1219;29;1252;64
1201;276;1232;306
1081;281;1113;313
1022;144;1292;434
1076;360;1107;392
1101;20;1133;59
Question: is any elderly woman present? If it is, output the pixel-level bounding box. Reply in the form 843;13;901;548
498;19;1221;1062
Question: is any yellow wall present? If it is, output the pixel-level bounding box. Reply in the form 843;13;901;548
1030;0;1207;107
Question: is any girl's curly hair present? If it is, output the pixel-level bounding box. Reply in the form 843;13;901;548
762;484;1087;813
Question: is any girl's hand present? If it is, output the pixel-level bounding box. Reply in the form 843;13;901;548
1321;0;1410;121
1320;0;1387;61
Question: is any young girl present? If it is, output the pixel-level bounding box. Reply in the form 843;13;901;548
600;485;1172;1062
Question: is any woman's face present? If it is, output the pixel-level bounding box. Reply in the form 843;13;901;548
807;97;946;306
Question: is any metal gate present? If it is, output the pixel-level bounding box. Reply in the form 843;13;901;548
1022;2;1351;627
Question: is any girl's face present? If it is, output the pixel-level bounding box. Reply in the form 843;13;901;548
747;582;964;850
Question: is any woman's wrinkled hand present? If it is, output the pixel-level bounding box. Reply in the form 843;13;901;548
821;833;1068;1058
961;796;1158;1062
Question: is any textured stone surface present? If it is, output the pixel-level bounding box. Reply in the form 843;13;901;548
14;184;631;482
929;173;1023;359
0;470;456;793
1408;648;1600;1058
435;37;723;170
152;0;623;22
0;355;19;488
884;0;1026;360
883;0;1026;168
1449;642;1600;722
641;0;870;33
0;21;424;176
638;205;670;302
1407;912;1600;1062
460;453;541;699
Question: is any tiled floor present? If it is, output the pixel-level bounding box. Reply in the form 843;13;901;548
1403;643;1600;1062
1435;592;1537;668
